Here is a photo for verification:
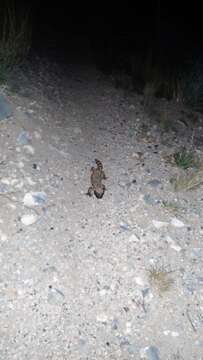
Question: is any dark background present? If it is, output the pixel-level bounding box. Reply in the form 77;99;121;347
27;1;203;91
0;0;200;66
1;0;203;99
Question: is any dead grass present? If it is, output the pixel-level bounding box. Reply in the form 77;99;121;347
170;169;203;191
148;265;174;295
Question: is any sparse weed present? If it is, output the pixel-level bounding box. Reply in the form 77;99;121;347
161;200;181;214
174;148;195;169
148;265;173;295
170;169;203;191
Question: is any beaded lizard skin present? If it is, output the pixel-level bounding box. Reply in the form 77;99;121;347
87;159;107;199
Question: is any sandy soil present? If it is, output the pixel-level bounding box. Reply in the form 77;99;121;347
0;56;203;360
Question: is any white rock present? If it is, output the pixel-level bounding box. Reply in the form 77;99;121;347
99;289;107;296
171;243;182;252
171;331;179;337
171;218;185;228
125;321;132;334
164;330;179;337
96;313;108;323
9;203;17;210
23;145;35;155
152;220;168;229
129;233;139;242
1;177;10;185
135;277;145;286
17;161;24;169
140;346;160;360
0;230;7;242
26;177;36;186
15;181;24;189
21;214;38;226
23;193;36;206
166;236;182;252
27;109;34;114
23;192;47;207
34;131;42;139
163;330;170;336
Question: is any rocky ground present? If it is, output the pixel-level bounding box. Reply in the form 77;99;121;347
0;55;203;360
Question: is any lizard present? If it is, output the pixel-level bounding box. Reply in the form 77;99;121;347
87;159;107;199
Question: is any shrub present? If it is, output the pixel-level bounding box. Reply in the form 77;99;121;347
0;1;31;83
174;148;195;170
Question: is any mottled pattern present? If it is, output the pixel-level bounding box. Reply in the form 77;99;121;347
87;159;107;199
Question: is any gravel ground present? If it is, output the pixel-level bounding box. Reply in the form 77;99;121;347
0;56;203;360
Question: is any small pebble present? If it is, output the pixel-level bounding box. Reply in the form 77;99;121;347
152;220;168;229
99;289;107;296
120;337;130;347
21;214;38;225
0;230;8;242
163;330;179;337
171;218;185;228
125;321;132;334
17;131;31;145
111;318;119;330
120;222;130;231
23;192;47;207
140;346;160;360
27;109;34;114
147;179;162;188
135;276;145;286
129;234;139;242
34;131;41;139
96;313;108;323
47;285;65;305
127;343;138;354
23;145;35;155
143;194;159;206
0;183;10;193
166;236;182;252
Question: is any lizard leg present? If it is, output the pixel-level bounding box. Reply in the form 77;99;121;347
86;187;94;197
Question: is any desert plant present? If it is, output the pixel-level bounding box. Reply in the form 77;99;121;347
148;264;173;295
171;169;203;192
142;46;182;101
0;1;31;82
161;200;181;214
174;148;195;169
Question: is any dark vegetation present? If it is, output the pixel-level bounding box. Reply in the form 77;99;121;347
1;1;203;115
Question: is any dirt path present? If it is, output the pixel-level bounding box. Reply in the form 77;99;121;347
0;57;203;360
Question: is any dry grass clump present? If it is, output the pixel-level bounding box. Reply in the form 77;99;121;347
173;148;195;170
161;200;182;214
171;169;203;191
148;265;174;295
